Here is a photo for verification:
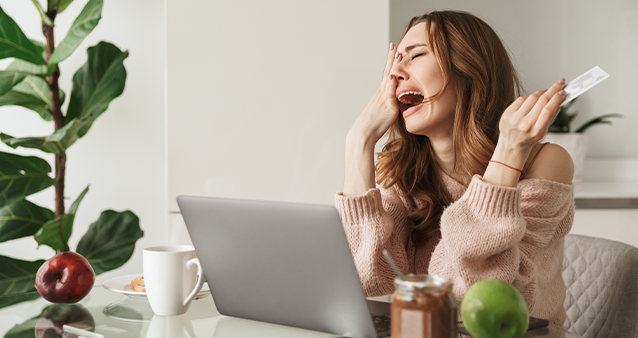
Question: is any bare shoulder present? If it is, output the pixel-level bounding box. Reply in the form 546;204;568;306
524;143;574;184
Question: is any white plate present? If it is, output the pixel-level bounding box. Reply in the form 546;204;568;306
102;274;210;301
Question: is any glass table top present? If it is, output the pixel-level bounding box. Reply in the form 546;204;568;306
0;286;581;338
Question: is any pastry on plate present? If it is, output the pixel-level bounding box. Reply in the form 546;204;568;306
130;276;145;292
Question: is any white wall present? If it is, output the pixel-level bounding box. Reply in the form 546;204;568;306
390;0;638;157
570;209;638;248
166;0;390;216
0;0;166;283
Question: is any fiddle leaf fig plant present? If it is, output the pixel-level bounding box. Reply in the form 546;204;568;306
548;97;623;133
0;0;143;309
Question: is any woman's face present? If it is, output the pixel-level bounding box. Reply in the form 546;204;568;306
391;22;457;138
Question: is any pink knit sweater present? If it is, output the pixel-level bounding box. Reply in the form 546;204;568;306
335;173;574;326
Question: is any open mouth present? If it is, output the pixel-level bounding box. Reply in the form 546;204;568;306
397;91;425;113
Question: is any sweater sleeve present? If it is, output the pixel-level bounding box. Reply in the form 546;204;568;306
429;175;574;316
334;186;412;297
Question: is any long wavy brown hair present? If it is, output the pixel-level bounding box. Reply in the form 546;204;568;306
376;11;522;246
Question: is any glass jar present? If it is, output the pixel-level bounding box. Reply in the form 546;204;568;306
390;274;456;338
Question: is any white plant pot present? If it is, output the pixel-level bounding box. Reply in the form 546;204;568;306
543;133;588;183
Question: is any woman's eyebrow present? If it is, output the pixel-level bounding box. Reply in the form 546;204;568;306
404;43;428;53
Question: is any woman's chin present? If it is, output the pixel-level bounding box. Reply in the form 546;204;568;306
404;123;428;136
402;107;452;137
403;113;429;136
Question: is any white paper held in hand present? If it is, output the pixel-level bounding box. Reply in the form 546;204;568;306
561;66;609;106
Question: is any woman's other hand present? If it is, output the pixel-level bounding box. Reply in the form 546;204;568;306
348;43;401;144
343;43;401;196
498;79;567;154
484;79;567;187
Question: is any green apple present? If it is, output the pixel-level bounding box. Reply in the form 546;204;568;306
460;279;529;338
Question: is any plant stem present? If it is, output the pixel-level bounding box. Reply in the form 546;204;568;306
43;10;69;253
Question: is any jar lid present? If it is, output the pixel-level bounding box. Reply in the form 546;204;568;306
430;274;452;287
393;274;451;290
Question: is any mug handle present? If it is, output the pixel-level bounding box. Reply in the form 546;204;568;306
183;258;205;307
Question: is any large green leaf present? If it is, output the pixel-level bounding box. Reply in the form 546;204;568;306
34;186;88;251
0;90;51;121
0;151;51;174
0;199;54;243
30;0;54;27
0;172;54;207
1;116;94;154
0;255;44;309
0;6;46;65
4;59;48;76
49;0;102;65
0;291;40;311
48;0;75;14
11;77;49;100
5;40;53;76
13;75;66;107
65;42;128;134
1;61;66;120
0;152;55;208
0;71;28;96
77;210;142;275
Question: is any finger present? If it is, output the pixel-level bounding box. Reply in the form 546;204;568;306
382;42;397;79
522;79;567;127
531;89;566;136
504;96;527;115
385;76;399;112
543;78;566;98
383;52;401;98
514;90;544;117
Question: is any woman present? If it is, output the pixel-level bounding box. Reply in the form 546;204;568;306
336;11;574;326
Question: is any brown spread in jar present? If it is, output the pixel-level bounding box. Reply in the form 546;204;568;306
391;274;456;338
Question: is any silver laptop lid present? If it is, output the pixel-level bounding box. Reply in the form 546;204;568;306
177;195;379;338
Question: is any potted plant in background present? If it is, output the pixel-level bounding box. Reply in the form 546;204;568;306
544;97;622;182
0;0;143;309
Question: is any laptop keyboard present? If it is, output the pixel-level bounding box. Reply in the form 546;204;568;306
372;315;391;333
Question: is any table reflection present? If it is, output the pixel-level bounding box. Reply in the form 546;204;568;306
0;287;581;338
146;314;196;338
102;298;152;323
3;303;98;338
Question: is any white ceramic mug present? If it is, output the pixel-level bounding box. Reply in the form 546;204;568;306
143;245;205;316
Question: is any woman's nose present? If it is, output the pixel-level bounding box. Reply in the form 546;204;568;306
390;52;408;81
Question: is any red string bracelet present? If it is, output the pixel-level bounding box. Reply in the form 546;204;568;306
489;160;524;178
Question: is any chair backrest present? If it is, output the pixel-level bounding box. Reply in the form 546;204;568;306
563;234;638;338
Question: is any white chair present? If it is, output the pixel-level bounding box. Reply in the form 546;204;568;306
562;234;638;338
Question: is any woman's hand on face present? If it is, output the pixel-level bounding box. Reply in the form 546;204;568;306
498;79;567;153
348;43;402;144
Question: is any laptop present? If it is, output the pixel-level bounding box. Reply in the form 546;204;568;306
177;195;391;338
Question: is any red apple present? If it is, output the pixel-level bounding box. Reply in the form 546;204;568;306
34;303;95;338
35;252;96;304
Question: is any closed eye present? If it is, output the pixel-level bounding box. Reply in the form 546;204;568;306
411;53;425;60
